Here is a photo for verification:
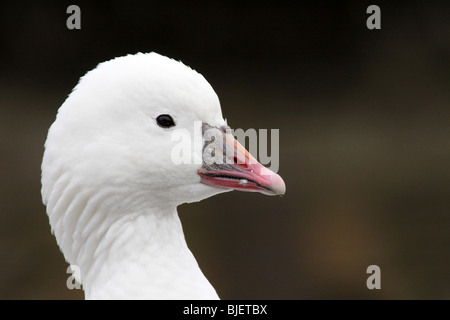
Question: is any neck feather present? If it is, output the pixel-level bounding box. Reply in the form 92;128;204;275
85;206;218;299
48;184;219;299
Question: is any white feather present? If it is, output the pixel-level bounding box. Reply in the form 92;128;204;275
42;53;229;299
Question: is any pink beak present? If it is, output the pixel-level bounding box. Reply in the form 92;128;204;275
198;125;286;196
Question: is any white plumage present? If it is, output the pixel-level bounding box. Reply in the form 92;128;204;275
41;52;285;299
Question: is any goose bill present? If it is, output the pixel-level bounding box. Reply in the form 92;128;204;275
198;126;285;196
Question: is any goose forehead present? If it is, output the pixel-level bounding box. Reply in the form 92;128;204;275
75;53;223;124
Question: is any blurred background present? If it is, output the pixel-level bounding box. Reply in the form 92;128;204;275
0;1;449;299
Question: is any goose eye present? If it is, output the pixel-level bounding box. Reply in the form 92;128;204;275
156;114;176;128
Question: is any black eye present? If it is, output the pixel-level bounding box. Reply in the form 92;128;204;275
156;114;176;128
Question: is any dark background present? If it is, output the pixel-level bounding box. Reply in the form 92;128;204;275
0;1;449;299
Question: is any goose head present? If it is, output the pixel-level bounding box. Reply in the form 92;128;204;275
41;52;285;299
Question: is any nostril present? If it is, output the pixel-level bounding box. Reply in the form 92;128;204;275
234;155;249;169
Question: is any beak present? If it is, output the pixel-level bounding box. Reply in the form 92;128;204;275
198;124;286;196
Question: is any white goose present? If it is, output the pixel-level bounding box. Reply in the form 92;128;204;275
41;52;286;299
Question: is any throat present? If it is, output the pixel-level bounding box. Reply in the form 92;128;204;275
80;206;218;299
